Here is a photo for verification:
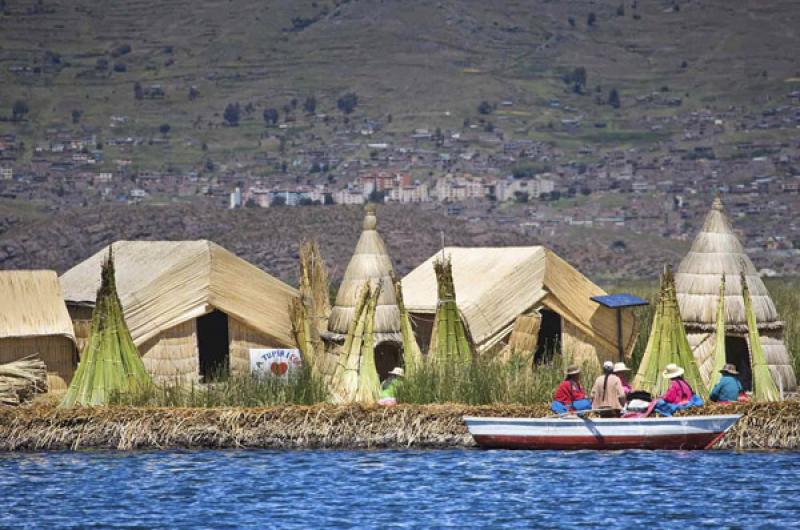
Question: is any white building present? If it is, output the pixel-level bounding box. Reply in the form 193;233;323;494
0;167;12;180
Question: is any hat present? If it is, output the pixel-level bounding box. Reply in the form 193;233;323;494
603;361;614;371
388;367;405;377
720;363;739;375
613;362;631;373
565;364;581;376
662;363;685;379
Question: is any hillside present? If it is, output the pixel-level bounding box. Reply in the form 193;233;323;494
2;0;799;171
0;202;691;284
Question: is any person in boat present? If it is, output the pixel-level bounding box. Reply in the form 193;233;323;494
613;362;632;395
710;364;745;403
551;365;592;414
591;361;626;414
378;367;404;406
661;364;694;405
653;363;704;416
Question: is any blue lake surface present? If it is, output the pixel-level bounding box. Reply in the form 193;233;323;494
1;449;799;529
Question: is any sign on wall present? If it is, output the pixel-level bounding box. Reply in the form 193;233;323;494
249;348;302;377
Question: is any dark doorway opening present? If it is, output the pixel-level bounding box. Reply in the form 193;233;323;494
534;309;562;364
374;342;402;382
725;335;752;391
197;310;230;381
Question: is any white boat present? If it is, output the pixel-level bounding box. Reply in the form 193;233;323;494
464;414;742;450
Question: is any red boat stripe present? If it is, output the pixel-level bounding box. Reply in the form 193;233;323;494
473;433;721;451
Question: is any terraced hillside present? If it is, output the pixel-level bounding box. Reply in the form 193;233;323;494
1;0;799;169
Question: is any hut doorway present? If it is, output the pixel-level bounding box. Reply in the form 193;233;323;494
725;335;752;391
534;309;561;364
374;342;402;382
197;310;230;381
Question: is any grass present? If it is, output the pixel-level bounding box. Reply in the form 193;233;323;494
396;354;601;406
109;364;329;407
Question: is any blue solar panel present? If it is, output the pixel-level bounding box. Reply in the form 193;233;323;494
591;293;649;308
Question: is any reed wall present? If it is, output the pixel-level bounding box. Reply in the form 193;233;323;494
0;336;76;391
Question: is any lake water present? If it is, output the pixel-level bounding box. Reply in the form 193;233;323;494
2;449;799;528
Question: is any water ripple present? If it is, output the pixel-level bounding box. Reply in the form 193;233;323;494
1;449;799;528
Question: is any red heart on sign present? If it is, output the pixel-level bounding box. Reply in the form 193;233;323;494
271;362;289;376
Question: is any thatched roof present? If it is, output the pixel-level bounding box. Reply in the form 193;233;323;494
402;247;637;357
676;196;782;332
327;205;401;344
0;270;76;342
59;240;298;347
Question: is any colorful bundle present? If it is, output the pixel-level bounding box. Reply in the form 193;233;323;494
61;248;151;406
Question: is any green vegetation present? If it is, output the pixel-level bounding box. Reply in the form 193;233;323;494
396;356;600;406
109;365;329;407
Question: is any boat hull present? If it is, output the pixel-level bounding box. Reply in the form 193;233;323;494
465;415;741;451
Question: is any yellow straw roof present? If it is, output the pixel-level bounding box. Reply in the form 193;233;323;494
59;240;298;347
402;246;636;356
0;270;76;342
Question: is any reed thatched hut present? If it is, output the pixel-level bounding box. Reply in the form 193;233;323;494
402;247;638;364
675;196;796;391
59;241;299;383
326;205;403;380
0;270;78;391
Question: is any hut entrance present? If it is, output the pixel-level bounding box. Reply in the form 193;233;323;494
534;309;561;364
725;335;752;391
198;310;230;381
374;342;402;382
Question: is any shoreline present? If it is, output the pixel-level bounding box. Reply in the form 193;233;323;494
1;402;798;452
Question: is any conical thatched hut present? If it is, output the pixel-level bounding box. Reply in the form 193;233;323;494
326;205;403;380
675;196;796;392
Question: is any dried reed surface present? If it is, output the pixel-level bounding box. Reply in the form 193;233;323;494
0;356;47;406
2;401;797;451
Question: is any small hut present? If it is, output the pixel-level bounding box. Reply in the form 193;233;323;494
675;196;796;391
402;247;638;364
0;270;78;391
326;205;403;380
59;240;299;383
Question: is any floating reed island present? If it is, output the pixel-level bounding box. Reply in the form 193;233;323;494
1;402;799;452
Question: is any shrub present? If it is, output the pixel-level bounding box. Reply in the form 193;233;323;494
337;92;358;114
224;103;241;126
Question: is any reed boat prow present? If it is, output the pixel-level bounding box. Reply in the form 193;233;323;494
464;414;742;450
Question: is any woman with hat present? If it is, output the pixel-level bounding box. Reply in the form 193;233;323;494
378;367;405;406
613;362;632;395
551;365;592;414
710;364;745;403
660;363;695;405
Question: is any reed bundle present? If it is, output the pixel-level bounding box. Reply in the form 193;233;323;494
393;274;422;375
428;256;473;365
329;283;381;403
708;275;727;390
0;356;47;406
61;247;152;406
633;267;707;397
742;273;780;401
